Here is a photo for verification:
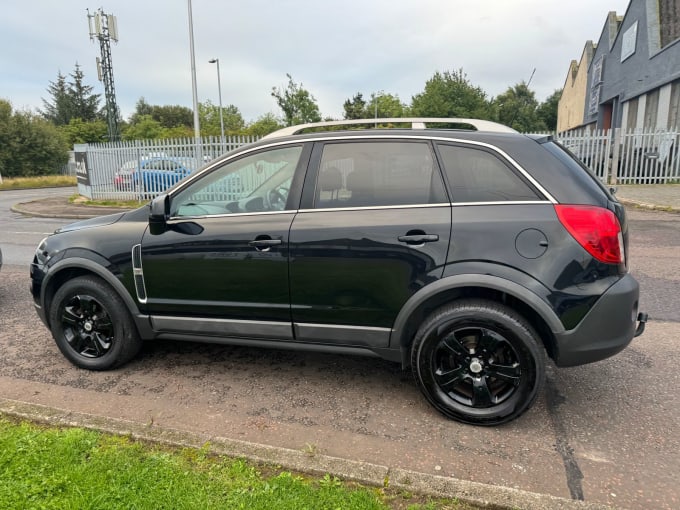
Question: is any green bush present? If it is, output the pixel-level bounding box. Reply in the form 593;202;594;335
0;99;69;177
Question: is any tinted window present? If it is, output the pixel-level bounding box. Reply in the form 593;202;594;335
172;146;302;217
315;141;447;208
437;144;540;202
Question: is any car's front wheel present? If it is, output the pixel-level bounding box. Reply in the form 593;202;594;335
411;299;544;425
48;275;142;370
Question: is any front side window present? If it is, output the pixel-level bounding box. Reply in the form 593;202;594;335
314;141;447;208
437;144;540;203
171;145;302;217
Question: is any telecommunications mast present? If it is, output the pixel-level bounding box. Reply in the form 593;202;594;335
87;8;120;141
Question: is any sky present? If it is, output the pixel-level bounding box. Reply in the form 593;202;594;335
1;0;632;123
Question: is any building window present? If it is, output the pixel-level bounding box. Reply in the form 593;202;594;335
621;21;638;62
644;89;660;129
626;97;639;130
660;0;680;48
669;80;680;129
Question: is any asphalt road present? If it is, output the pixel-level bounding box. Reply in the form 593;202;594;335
1;188;678;509
0;187;75;265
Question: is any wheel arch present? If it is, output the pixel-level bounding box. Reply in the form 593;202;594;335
390;274;564;367
41;257;150;336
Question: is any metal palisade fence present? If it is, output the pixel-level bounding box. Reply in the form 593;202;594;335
77;136;258;200
76;128;680;201
553;127;680;185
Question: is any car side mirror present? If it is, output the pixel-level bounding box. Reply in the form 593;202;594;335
149;194;170;234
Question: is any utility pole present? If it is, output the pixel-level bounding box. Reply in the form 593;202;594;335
187;0;202;163
88;8;120;141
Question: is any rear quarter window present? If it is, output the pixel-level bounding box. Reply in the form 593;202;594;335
436;143;541;202
543;141;616;202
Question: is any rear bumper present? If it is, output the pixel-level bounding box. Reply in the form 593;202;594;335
553;274;644;367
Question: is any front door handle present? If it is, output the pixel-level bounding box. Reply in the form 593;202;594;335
248;238;282;251
398;234;439;244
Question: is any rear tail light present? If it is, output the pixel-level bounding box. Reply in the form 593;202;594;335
554;204;624;265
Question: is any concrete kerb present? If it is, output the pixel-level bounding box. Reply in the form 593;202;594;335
10;200;132;220
10;202;96;220
616;197;680;214
0;398;613;510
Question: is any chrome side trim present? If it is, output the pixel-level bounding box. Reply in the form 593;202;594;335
150;316;293;340
168;210;295;222
297;201;551;213
294;322;391;348
131;244;147;304
451;201;551;207
297;203;450;213
169;200;553;219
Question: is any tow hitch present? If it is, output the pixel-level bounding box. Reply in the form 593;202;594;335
635;312;648;337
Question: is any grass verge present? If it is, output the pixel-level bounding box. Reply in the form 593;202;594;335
0;175;77;190
68;194;144;209
0;418;472;510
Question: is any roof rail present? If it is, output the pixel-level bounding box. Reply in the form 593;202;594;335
262;117;517;139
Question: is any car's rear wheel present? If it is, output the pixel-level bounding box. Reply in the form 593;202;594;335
411;299;544;425
49;276;142;370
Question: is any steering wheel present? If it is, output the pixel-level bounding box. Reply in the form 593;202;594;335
265;187;289;210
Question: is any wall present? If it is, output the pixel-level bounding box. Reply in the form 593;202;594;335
557;42;595;132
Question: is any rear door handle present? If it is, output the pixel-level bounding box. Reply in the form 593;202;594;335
398;234;439;244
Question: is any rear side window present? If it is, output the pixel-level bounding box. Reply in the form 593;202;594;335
437;144;541;203
315;141;448;208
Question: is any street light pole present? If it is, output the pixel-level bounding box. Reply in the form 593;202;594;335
187;0;201;162
209;58;225;144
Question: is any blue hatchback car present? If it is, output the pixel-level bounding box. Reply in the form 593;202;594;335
114;157;193;194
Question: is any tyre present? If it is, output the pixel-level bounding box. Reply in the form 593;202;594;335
410;299;545;425
48;275;142;370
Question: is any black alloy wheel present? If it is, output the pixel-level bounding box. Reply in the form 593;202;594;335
60;294;114;358
411;299;544;425
49;276;142;370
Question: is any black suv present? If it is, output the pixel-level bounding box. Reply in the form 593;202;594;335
30;118;646;425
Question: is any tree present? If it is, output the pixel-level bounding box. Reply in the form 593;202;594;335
0;99;68;177
199;100;245;136
410;69;493;119
41;71;72;126
537;89;562;132
122;115;164;140
367;92;406;118
129;98;193;129
493;82;547;133
41;65;101;126
68;64;101;122
59;118;108;145
271;74;321;126
343;92;367;119
246;112;283;137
